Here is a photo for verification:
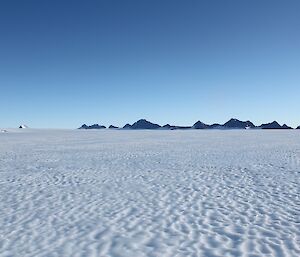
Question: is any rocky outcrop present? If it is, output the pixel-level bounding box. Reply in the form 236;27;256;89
78;124;106;129
130;119;161;129
123;124;132;129
281;124;293;129
223;118;255;129
78;124;89;129
259;121;292;129
192;121;210;129
162;124;176;129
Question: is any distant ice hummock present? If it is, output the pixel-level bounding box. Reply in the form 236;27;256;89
19;125;28;129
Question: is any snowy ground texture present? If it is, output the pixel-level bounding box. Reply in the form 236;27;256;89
0;129;299;257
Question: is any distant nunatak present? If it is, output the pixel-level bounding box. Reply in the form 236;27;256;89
79;119;299;130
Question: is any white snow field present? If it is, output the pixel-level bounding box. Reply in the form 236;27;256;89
0;129;299;257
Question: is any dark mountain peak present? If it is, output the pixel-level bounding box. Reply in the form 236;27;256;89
228;118;239;122
192;121;209;129
123;123;132;129
223;118;255;129
282;124;293;129
162;124;176;129
259;121;282;129
297;126;300;129
78;124;106;129
270;121;280;126
130;119;161;129
109;125;118;129
78;124;89;129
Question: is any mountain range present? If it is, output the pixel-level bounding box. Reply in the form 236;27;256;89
79;119;298;130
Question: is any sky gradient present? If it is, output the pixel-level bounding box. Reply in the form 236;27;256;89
1;0;300;128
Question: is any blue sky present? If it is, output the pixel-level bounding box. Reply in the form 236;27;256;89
1;0;299;128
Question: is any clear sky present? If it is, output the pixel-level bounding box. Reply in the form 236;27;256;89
1;0;299;128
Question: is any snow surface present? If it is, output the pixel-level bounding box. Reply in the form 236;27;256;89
0;129;299;257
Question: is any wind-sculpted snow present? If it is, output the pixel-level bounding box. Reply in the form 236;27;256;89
0;129;299;257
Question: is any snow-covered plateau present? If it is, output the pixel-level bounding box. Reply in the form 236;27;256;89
0;129;299;257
